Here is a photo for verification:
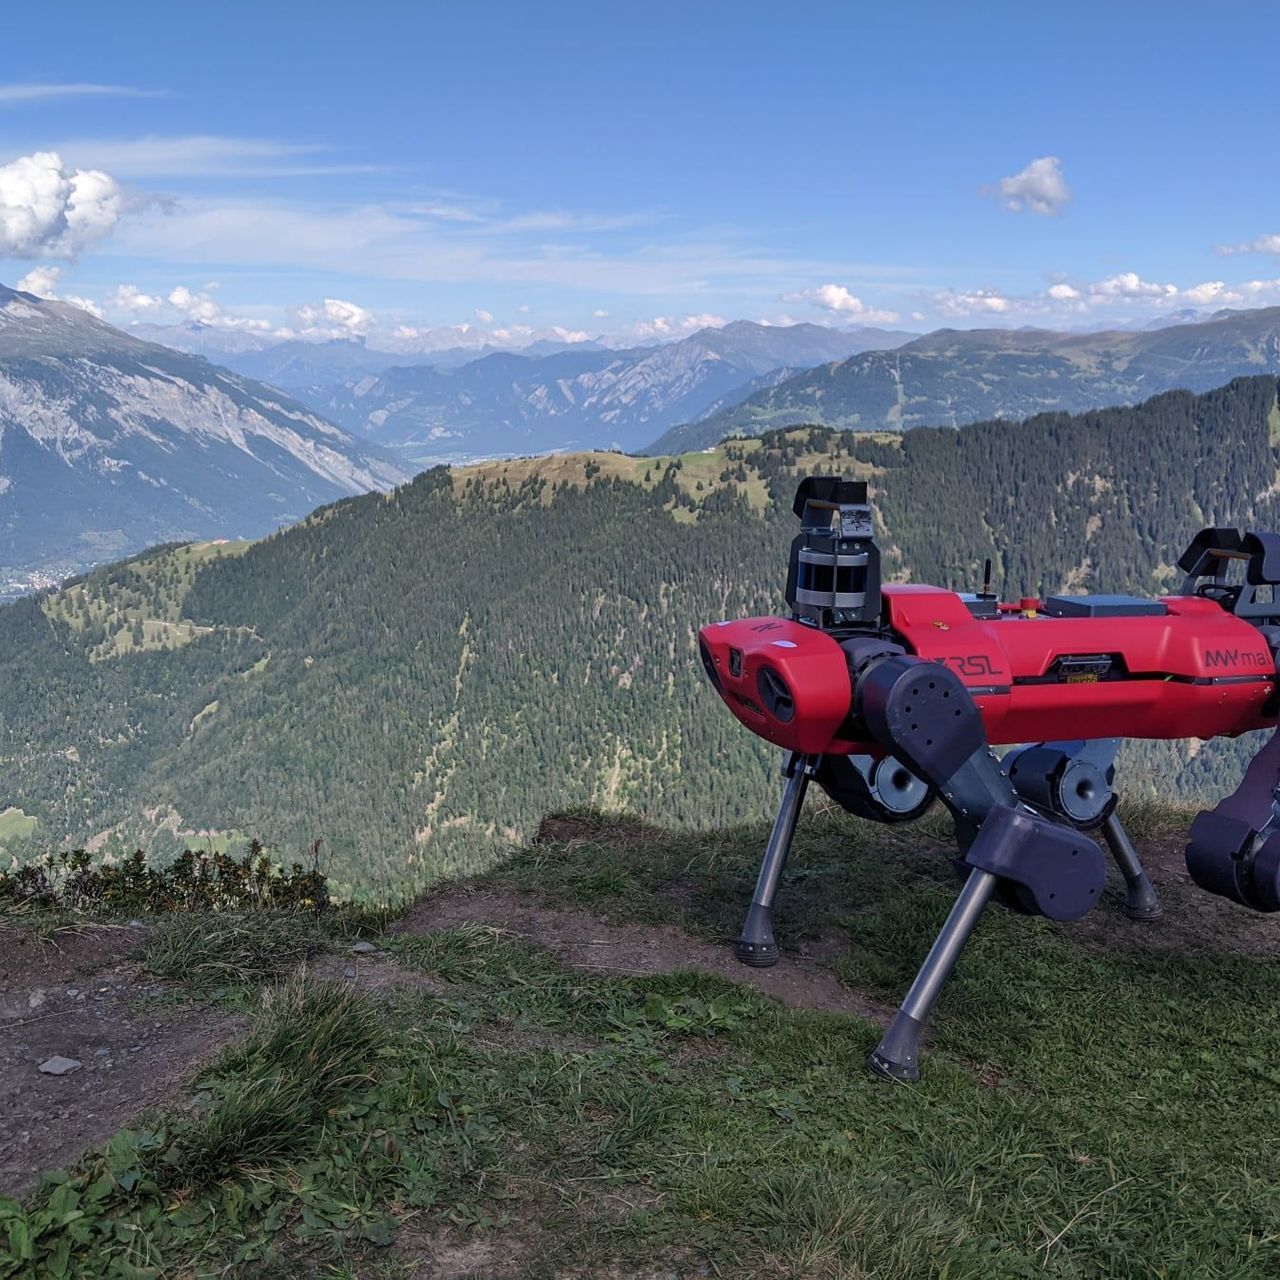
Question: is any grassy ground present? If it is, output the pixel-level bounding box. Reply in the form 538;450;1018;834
0;809;37;846
3;801;1279;1277
451;430;900;521
41;539;249;661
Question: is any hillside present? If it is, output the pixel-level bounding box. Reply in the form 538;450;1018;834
0;375;1278;898
303;321;913;465
648;306;1280;453
5;804;1280;1276
0;286;407;593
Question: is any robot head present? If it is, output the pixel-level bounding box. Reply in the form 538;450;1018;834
784;477;882;631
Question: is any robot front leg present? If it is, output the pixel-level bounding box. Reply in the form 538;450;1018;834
870;863;999;1082
735;752;816;968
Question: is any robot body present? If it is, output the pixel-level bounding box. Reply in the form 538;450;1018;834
699;477;1280;1080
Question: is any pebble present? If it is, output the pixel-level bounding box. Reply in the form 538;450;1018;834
38;1056;82;1076
343;967;357;979
93;1047;110;1057
351;941;377;954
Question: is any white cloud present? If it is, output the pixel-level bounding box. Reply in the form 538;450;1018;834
783;283;900;324
473;307;494;323
592;308;609;318
62;293;102;317
1088;271;1178;299
167;284;271;331
12;263;100;315
933;288;1012;316
110;283;165;312
294;296;376;338
0;151;122;258
921;270;1280;326
627;312;728;341
1217;234;1280;257
0;82;162;104
516;304;532;314
991;156;1071;216
16;264;61;297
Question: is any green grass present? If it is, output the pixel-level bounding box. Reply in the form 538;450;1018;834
4;804;1279;1277
40;538;250;661
143;911;336;990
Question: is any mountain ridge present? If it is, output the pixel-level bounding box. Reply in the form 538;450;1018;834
299;321;915;463
648;306;1280;452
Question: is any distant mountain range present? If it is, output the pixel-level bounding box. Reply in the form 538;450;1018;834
648;307;1280;452
298;321;914;464
0;286;407;590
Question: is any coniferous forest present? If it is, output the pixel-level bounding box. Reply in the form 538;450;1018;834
2;375;1278;899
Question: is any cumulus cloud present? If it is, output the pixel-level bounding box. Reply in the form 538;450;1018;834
164;284;271;331
627;312;728;341
1218;233;1280;257
110;283;164;312
12;262;101;315
1088;272;1178;299
294;296;375;338
933;288;1012;316
16;264;61;297
923;269;1280;325
592;308;609;318
473;307;494;323
0;151;122;258
782;283;900;324
990;156;1071;216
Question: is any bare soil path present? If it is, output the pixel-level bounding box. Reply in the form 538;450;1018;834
0;922;242;1197
398;885;895;1023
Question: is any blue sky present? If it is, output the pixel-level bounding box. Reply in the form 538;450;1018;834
2;0;1279;347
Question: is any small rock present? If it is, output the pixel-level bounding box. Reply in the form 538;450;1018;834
38;1056;82;1076
27;989;45;1011
343;967;357;979
66;987;79;997
93;1047;110;1058
127;919;145;929
351;941;377;954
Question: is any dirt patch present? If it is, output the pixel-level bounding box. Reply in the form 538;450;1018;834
394;1224;700;1279
1068;834;1280;957
535;813;660;847
394;1227;533;1280
0;923;243;1198
399;886;894;1023
306;950;460;997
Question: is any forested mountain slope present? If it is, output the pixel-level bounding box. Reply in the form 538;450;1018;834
650;306;1280;453
2;376;1278;898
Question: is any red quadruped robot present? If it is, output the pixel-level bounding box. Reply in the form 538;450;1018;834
700;478;1280;1081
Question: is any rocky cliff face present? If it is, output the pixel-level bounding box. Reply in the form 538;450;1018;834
0;285;408;587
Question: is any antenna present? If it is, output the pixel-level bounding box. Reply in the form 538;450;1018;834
982;558;992;596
